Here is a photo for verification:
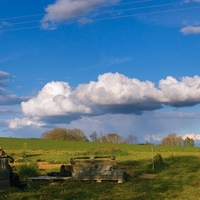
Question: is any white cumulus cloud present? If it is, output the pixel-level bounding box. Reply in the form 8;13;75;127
183;133;200;141
8;118;45;129
159;75;200;106
21;81;91;118
180;26;200;35
21;72;200;125
41;0;119;29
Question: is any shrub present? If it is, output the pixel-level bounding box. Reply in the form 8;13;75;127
17;162;38;181
154;153;166;170
145;153;167;173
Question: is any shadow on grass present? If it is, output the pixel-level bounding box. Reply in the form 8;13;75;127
17;154;43;163
2;155;200;200
24;154;42;158
116;154;200;199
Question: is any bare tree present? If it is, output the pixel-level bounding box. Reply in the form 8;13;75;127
126;135;138;144
89;131;98;142
106;133;121;143
96;133;123;143
162;133;183;146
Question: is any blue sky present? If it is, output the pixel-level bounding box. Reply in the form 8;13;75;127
1;0;200;144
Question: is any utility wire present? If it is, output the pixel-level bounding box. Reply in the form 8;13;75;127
85;2;190;17
1;3;199;32
1;25;40;32
0;0;153;21
0;0;189;25
5;1;185;27
95;5;200;22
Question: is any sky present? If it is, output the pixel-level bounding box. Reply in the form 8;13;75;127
1;0;200;144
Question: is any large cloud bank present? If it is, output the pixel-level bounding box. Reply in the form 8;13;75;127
21;72;200;124
41;0;119;29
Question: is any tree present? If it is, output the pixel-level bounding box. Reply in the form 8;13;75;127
89;131;98;142
70;128;88;142
126;135;138;144
42;128;88;142
184;137;194;147
95;132;125;143
42;128;67;140
162;133;183;146
106;133;121;143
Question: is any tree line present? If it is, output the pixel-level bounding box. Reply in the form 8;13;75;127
89;131;138;144
42;128;195;146
41;128;138;144
161;133;194;147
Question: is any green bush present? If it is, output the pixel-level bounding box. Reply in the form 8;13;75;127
154;153;166;170
145;153;167;173
17;162;38;181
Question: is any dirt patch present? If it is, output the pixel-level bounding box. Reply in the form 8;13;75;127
139;174;158;179
10;162;62;171
37;162;62;170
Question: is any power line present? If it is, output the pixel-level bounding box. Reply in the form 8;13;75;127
1;2;199;32
0;13;44;22
0;0;153;21
3;1;183;27
95;5;200;22
1;25;40;32
90;2;187;17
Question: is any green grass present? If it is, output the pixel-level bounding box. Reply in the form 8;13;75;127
1;137;200;199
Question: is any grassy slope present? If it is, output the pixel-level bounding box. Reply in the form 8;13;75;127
1;137;200;200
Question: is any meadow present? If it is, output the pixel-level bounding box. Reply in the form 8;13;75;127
1;137;200;200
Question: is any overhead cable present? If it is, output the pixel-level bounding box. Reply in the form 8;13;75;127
1;2;199;32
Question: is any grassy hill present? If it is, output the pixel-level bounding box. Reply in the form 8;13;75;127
1;137;200;199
